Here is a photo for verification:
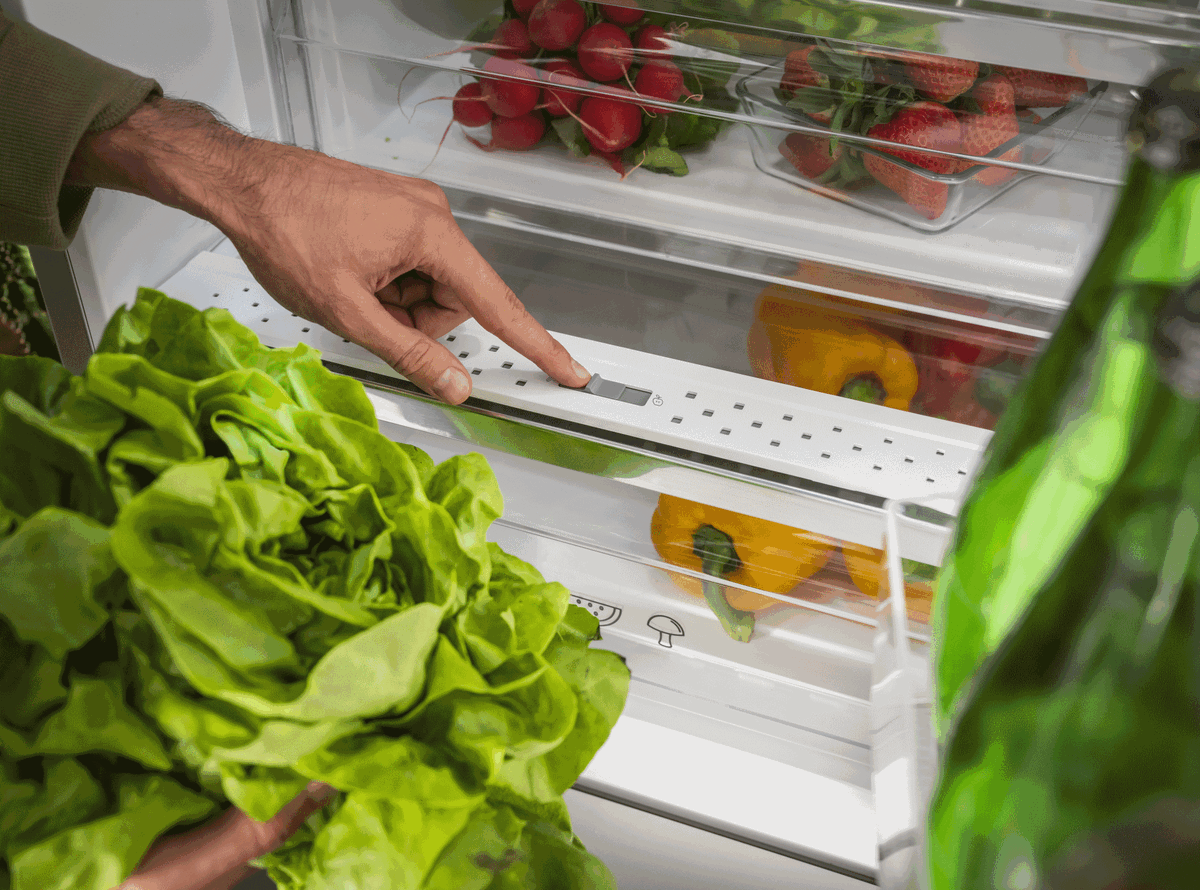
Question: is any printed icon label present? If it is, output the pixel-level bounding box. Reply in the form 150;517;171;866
647;615;684;648
652;394;664;406
569;594;623;627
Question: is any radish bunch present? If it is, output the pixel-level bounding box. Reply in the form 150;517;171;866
443;1;706;173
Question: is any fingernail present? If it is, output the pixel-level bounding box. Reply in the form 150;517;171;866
572;360;589;381
437;368;470;402
305;781;337;804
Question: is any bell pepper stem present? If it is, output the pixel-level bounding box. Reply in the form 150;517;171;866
838;373;887;405
693;525;756;643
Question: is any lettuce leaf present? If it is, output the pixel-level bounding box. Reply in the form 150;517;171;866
0;289;630;890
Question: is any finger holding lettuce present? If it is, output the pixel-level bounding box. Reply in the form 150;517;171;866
0;289;630;890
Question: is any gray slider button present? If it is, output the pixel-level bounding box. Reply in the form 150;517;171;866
561;374;652;407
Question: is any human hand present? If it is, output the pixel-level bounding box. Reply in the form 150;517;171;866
114;782;336;890
66;96;592;404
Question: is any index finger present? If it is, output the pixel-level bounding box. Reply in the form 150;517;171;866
418;222;592;389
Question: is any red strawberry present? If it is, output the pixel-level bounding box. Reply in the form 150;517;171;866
993;66;1086;108
781;46;824;92
779;47;837;123
956;75;1021;186
900;52;979;103
779;131;843;180
862;101;960;219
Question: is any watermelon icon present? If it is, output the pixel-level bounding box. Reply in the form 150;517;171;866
569;594;622;627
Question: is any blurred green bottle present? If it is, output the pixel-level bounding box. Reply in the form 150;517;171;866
926;66;1200;889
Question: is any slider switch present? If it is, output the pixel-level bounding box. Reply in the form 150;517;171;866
562;374;651;406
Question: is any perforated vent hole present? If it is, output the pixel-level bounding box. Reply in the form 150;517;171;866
852;445;862;452
801;433;812;440
459;351;469;359
447;335;456;342
820;452;830;459
873;465;882;471
489;345;499;352
702;409;714;417
770;440;780;447
471;369;481;376
516;380;527;386
751;421;762;429
936;450;945;456
884;438;894;444
502;362;513;369
686;392;697;399
832;426;842;433
242;287;250;292
671;416;683;424
721;428;731;436
904;457;914;464
301;327;310;333
783;414;793;422
252;302;260;307
734;403;744;410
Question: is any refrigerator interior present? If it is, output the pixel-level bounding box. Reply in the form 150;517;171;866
14;0;1200;886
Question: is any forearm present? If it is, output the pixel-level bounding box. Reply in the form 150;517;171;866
63;94;272;238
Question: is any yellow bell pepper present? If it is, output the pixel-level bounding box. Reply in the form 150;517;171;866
747;285;919;410
841;542;934;622
650;494;835;642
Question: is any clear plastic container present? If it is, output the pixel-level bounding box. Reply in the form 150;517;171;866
737;46;1110;232
873;496;958;890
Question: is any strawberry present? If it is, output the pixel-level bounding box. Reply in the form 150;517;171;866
900;52;979;103
780;46;836;123
955;75;1021;186
779;131;843;180
862;101;961;219
993;66;1087;108
781;46;824;92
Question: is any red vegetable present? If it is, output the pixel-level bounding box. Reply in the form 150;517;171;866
466;112;547;152
542;59;588;117
480;56;542;118
527;0;587;52
491;19;534;59
452;82;493;127
578;23;634;83
633;60;684;113
580;96;642;153
633;24;671;57
512;0;540;19
600;2;644;25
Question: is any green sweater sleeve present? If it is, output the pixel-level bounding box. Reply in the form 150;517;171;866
0;11;162;249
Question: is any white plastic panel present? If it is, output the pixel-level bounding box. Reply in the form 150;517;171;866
564;789;871;889
157;251;991;512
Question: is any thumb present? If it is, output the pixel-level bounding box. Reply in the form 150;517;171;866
339;292;472;404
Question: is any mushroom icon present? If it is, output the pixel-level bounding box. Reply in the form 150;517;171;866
647;615;684;649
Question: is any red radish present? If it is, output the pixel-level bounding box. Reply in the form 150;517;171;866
600;2;644;25
634;24;671;57
452;82;493;127
527;0;587;51
480;56;542;118
541;59;588;117
466;112;547;152
580;96;642;152
513;0;540;19
577;23;635;82
491;19;534;58
633;60;684;113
